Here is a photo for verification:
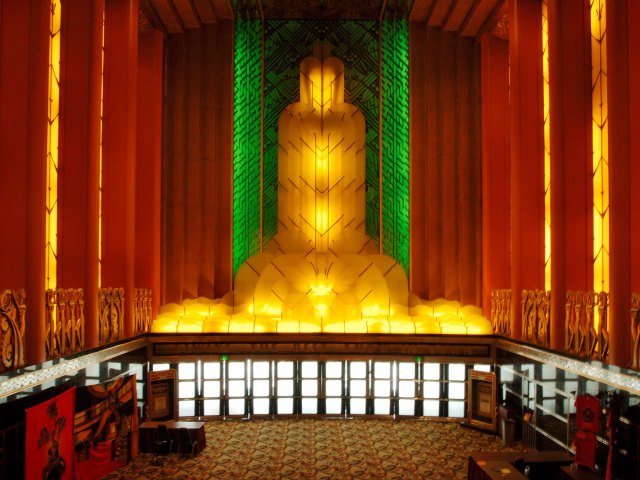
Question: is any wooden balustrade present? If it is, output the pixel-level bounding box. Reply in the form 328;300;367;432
99;288;124;345
0;289;26;372
134;288;152;334
490;289;511;337
565;290;609;362
45;288;85;360
522;290;551;348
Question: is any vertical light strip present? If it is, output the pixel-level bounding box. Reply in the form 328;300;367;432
542;0;551;291
98;9;105;288
590;0;609;294
46;0;62;291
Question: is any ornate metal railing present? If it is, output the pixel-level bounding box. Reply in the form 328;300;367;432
99;287;124;345
45;288;85;360
490;289;511;337
522;290;551;348
565;290;609;362
0;289;26;372
631;293;640;370
134;288;152;334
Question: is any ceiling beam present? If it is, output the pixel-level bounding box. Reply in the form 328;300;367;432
187;0;204;27
424;0;440;24
457;0;482;35
441;0;459;30
167;0;187;32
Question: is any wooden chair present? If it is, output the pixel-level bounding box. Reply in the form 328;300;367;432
178;427;198;457
152;424;173;466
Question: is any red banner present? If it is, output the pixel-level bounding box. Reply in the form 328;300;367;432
25;387;76;480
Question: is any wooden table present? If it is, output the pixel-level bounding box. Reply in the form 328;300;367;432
558;465;605;479
468;451;573;480
139;420;206;454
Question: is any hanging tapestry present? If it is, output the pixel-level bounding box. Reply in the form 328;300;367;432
25;386;76;480
73;375;138;480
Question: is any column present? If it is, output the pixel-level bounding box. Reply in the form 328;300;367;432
59;0;104;348
606;0;632;367
24;0;50;365
136;29;163;318
480;35;510;318
547;0;592;350
102;0;138;338
627;2;640;295
509;0;545;339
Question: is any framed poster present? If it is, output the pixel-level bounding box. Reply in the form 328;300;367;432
148;369;177;421
467;370;497;432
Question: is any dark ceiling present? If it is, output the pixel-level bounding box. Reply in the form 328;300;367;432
141;0;508;39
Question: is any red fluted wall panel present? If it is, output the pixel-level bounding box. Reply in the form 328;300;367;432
162;22;234;304
629;2;640;295
607;0;632;367
409;24;482;306
547;0;592;350
102;0;138;337
136;29;164;317
480;35;510;317
0;0;50;363
59;0;104;348
0;0;30;289
509;0;545;339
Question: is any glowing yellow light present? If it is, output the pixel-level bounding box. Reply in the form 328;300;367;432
311;284;332;296
591;0;609;294
46;0;62;291
542;0;551;291
315;303;329;317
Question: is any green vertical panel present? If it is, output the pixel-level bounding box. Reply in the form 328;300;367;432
262;20;380;246
381;19;410;274
233;18;262;275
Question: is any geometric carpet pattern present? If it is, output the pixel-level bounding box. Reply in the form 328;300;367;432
104;419;524;479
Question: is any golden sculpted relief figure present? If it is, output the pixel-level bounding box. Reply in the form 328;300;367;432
152;49;491;335
0;289;25;372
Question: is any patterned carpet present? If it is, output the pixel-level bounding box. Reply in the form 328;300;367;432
103;419;524;479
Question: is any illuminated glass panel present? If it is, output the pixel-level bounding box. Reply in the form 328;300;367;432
276;361;294;414
301;361;319;414
348;361;367;414
177;362;197;417
591;0;609;294
448;401;465;418
372;361;391;415
228;361;247;415
325;361;344;415
46;1;62;291
542;0;551;291
252;360;271;414
397;362;416;416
